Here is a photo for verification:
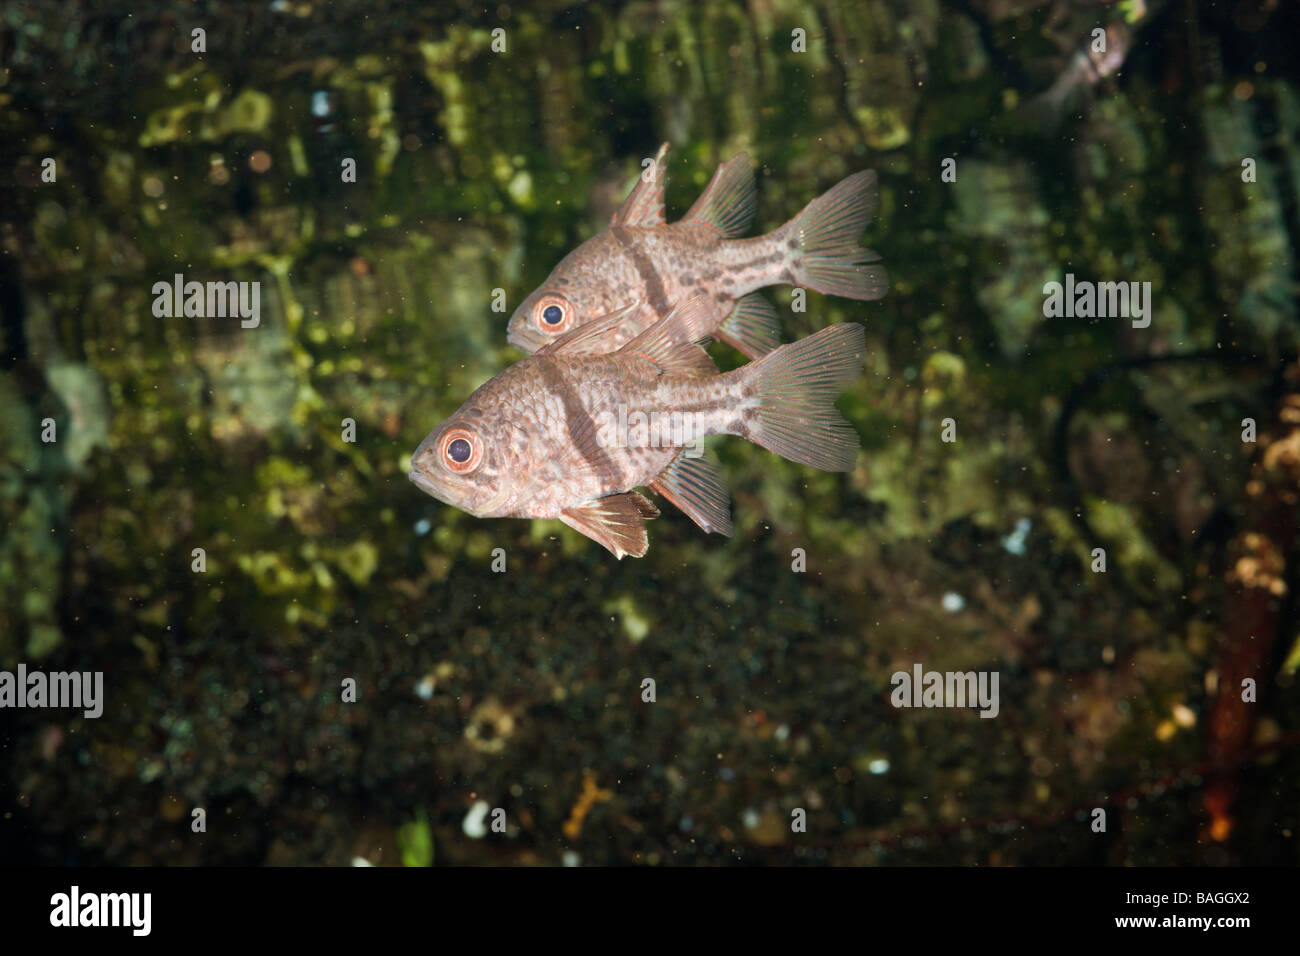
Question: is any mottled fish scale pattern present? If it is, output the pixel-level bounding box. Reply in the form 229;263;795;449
427;352;750;520
410;294;866;558
507;143;885;358
416;147;878;557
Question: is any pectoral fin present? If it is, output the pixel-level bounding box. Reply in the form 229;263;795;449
538;300;644;357
618;293;720;378
561;492;661;559
648;451;733;537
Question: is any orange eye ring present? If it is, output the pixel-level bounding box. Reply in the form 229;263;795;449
534;293;573;333
439;427;483;474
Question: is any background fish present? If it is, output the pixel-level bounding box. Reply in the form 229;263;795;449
414;296;866;558
506;143;886;358
1024;21;1132;132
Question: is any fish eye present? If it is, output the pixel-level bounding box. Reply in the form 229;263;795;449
534;294;572;333
438;427;483;474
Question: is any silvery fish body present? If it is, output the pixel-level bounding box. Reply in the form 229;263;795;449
507;143;886;359
413;296;867;558
1027;20;1131;131
413;349;719;518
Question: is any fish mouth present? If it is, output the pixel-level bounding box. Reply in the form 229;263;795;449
506;324;540;354
408;469;450;503
409;468;508;518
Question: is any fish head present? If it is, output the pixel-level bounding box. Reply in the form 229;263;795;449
507;235;631;353
507;286;584;353
1087;22;1130;80
408;401;524;518
1098;22;1130;77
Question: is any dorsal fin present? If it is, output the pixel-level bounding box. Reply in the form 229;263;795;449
610;142;670;228
561;492;660;559
618;294;720;378
682;152;756;238
537;301;643;357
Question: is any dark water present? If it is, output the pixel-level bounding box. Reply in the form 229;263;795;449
1;0;1298;867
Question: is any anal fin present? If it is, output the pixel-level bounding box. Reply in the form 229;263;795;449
647;451;733;537
715;293;780;358
561;492;660;559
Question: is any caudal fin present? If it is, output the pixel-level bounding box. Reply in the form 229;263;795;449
1020;80;1074;135
786;170;887;301
741;323;866;471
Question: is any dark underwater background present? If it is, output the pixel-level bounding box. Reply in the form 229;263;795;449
2;0;1299;865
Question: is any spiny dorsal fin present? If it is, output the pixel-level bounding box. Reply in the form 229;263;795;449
715;293;780;359
682;152;757;238
647;451;733;537
610;143;670;228
537;300;643;357
561;492;660;559
618;294;720;378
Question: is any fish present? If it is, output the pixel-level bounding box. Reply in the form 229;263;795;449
506;143;886;359
412;295;867;558
1025;21;1131;132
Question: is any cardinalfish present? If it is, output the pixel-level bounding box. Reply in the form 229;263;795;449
1026;21;1131;131
411;296;866;558
506;143;886;359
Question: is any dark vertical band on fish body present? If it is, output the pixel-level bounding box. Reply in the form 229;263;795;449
611;227;671;319
536;357;621;487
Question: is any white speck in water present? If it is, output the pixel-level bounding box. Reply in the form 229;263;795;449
463;800;490;839
415;675;435;700
1002;517;1032;555
414;518;432;536
742;808;761;830
774;724;790;742
350;856;374;866
562;851;581;867
868;759;890;775
942;591;965;613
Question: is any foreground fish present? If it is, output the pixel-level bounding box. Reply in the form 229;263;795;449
412;296;866;558
507;143;885;358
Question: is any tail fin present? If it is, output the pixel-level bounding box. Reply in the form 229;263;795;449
740;323;865;471
1021;78;1076;135
786;170;887;301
